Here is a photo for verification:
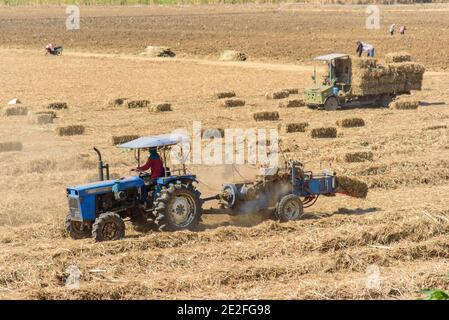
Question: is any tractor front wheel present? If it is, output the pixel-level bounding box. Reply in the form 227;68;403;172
153;181;202;232
275;194;304;222
324;96;339;111
92;212;125;241
65;214;91;239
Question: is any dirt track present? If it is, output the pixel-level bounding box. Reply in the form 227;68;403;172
0;4;448;300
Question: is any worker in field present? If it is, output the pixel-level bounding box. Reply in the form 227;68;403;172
400;25;407;35
389;24;396;36
133;147;164;179
356;41;375;58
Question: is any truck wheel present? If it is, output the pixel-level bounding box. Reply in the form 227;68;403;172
275;194;304;222
92;212;125;241
378;94;392;107
65;214;91;239
324;97;339;111
153;181;202;232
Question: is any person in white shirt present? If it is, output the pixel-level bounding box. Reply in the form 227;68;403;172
356;41;375;58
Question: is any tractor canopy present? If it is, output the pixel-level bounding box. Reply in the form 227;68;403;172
117;133;189;149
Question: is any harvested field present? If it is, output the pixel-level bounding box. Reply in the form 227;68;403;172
1;3;449;301
337;118;365;128
253;111;280;121
28;113;53;125
219;98;245;108
109;98;128;107
283;88;299;94
57;125;85;136
310;127;337;138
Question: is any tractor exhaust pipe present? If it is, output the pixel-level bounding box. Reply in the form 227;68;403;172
93;147;110;181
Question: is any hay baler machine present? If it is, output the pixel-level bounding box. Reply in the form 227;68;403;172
304;53;395;111
65;134;203;242
203;161;342;221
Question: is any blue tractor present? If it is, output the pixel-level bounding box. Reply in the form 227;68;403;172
65;134;202;241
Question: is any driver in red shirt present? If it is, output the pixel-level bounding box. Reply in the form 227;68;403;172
134;147;164;179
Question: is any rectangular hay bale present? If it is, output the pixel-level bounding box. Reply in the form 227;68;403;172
253;111;279;121
109;98;128;107
310;127;337;138
385;52;412;63
149;103;172;112
57;125;85;136
279;99;305;108
5;106;28;116
337;176;369;198
47;102;68;110
283;88;299;94
35;111;56;119
219;98;245;108
126;100;150;109
214;91;236;99
343;151;373;163
285;122;309;133
337;118;365;127
390;99;419;110
112;135;140;145
266;90;289;100
0;141;23;152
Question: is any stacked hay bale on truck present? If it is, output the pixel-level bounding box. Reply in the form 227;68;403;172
304;52;425;110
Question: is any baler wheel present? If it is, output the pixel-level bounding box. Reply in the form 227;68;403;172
92;212;125;241
275;194;304;222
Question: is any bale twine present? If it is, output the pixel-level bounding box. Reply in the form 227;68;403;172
337;118;365;127
0;141;23;152
112;135;140;145
149;103;172;112
285;122;309;133
390;99;419;110
343;151;373;163
57;125;85;136
219;50;247;61
141;46;175;57
265;90;289;100
279;99;304;108
219;98;245;108
126;100;150;109
5;106;28;116
253;111;279;121
310;127;337;138
337;176;369;198
47;102;68;110
214;91;236;99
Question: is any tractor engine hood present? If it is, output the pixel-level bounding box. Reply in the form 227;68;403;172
67;176;144;196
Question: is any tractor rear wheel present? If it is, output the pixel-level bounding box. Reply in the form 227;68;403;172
92;212;125;241
65;214;91;239
153;181;202;232
378;94;392;107
324;96;339;111
275;194;304;222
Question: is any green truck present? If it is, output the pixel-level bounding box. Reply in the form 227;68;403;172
304;53;423;111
